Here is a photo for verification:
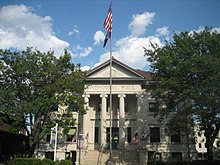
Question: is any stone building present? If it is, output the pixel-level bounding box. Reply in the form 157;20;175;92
35;58;198;164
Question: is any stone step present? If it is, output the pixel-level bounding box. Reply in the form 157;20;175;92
81;150;109;165
81;150;140;165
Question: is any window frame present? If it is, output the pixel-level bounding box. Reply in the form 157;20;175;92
150;127;160;143
149;102;158;112
66;127;77;142
171;132;181;143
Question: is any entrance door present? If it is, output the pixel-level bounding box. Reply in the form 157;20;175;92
106;127;119;150
71;151;76;165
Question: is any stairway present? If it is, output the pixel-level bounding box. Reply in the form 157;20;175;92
81;150;140;165
81;150;109;165
121;150;140;165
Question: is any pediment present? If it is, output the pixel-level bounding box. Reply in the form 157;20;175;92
85;58;145;81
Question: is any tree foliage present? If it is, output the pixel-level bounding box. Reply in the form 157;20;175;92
0;48;85;157
145;27;220;160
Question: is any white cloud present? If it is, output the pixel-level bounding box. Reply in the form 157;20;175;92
129;12;155;37
79;47;92;57
212;27;220;33
190;26;206;34
0;5;69;56
99;35;162;69
72;44;92;57
93;30;105;45
80;65;90;71
68;25;80;36
190;26;220;34
156;26;169;36
96;11;162;70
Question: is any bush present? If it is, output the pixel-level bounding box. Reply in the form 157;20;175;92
41;159;56;165
9;158;56;165
148;160;166;165
147;160;220;165
59;160;72;165
8;158;74;165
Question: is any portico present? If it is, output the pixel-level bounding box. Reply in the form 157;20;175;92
82;58;149;150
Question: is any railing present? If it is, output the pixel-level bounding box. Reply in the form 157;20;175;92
97;144;104;165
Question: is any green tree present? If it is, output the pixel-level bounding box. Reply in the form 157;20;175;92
0;48;85;157
144;27;220;160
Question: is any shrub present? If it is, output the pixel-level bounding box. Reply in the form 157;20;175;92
8;158;75;165
41;159;56;165
9;158;56;165
59;160;72;165
148;160;166;165
148;160;220;165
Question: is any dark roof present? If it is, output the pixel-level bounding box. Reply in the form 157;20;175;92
135;69;153;80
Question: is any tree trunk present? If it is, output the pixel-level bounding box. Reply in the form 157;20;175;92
207;144;214;160
205;125;220;160
26;117;42;158
27;143;37;158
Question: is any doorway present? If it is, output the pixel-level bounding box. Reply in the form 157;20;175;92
71;151;76;165
106;127;119;150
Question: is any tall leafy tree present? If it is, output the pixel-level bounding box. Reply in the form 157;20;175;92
0;48;85;157
145;27;220;160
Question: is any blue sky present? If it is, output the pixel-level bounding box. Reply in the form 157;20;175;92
0;0;220;71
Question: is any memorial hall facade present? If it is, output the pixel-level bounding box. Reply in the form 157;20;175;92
36;58;198;164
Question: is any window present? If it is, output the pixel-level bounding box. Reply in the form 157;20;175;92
127;127;131;143
68;103;78;112
148;151;154;160
155;153;162;160
149;103;157;112
148;152;161;161
50;104;58;111
150;127;160;142
125;102;128;112
198;153;203;158
98;102;101;111
217;141;220;148
66;127;77;142
169;102;179;112
198;153;206;160
45;152;54;160
95;127;99;143
171;152;182;161
65;152;70;160
171;133;181;143
173;104;179;112
46;134;50;143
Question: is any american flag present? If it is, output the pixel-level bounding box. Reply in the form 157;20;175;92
103;4;112;32
103;3;112;47
131;132;139;144
50;124;57;145
71;134;77;143
84;133;89;144
103;31;111;48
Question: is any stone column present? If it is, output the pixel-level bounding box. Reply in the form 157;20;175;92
136;93;143;113
118;94;126;149
100;94;108;145
136;92;145;135
82;94;90;141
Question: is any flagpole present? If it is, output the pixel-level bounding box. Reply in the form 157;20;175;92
54;123;58;161
109;27;113;160
103;1;113;162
